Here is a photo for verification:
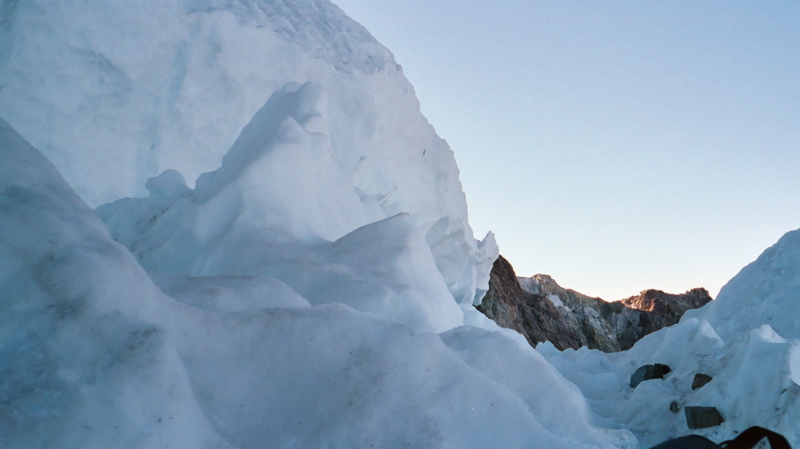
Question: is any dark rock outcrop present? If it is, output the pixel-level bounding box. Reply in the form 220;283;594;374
630;364;672;388
477;255;713;352
692;373;713;390
600;288;713;350
520;274;620;352
684;406;725;429
477;256;585;350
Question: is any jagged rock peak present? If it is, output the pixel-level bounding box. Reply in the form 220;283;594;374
621;288;712;313
478;255;713;352
477;255;587;351
478;256;617;352
606;287;712;350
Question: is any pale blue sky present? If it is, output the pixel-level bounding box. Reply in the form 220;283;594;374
334;1;800;300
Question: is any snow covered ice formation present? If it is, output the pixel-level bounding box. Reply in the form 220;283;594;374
0;116;637;447
0;0;496;307
98;81;466;334
1;0;799;448
0;0;637;448
539;229;800;447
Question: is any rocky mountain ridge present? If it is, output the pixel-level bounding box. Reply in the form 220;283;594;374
599;286;713;350
478;256;712;351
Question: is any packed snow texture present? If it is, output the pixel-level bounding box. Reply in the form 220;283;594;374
538;229;800;447
0;118;637;448
0;0;634;447
0;0;497;307
2;0;799;448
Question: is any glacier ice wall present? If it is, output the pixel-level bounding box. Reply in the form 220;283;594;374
4;0;800;447
0;1;640;447
0;118;229;449
97;81;467;333
0;0;497;305
0;116;636;449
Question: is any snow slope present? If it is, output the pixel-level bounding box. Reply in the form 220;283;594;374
97;80;465;333
2;0;799;447
539;228;800;447
0;0;637;447
0;117;637;448
0;0;496;306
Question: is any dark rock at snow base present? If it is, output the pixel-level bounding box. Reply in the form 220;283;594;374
630;363;672;388
684;406;724;429
476;254;713;352
692;373;713;390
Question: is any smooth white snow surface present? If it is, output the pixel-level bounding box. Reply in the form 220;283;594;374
1;0;799;448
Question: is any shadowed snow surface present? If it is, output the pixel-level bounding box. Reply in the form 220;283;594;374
1;1;799;448
0;0;497;307
538;231;800;447
0;117;635;448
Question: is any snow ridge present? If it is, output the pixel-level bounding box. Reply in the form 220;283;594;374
2;0;800;447
0;116;634;448
183;0;394;73
0;0;497;307
539;227;800;447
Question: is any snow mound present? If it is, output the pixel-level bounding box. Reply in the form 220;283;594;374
0;0;497;306
695;228;800;339
539;227;800;447
0;118;226;448
6;0;800;446
0;117;634;448
98;81;463;333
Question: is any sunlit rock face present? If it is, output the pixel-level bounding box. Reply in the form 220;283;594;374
478;256;587;350
479;256;711;352
478;256;591;350
519;273;620;352
601;288;712;350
